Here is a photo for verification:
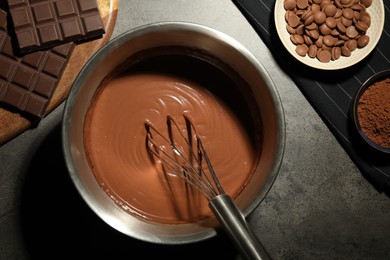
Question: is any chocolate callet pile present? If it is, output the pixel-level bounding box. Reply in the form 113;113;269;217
284;0;372;63
0;0;105;118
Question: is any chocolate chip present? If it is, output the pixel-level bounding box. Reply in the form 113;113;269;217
314;11;327;24
341;45;352;56
306;23;318;30
284;0;297;10
323;35;336;46
342;8;355;19
331;46;342;60
291;34;305;45
320;23;333;35
287;13;301;28
308;44;318;58
317;49;332;62
361;0;372;8
360;11;371;26
341;0;353;5
346;25;359;38
341;16;353;26
297;0;309;9
296;44;309;56
323;4;338;17
325;17;337;28
355;21;369;32
336;21;347;33
346;39;358;51
357;35;370;48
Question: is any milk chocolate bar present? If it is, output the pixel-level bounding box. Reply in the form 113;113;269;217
0;8;74;117
7;0;105;54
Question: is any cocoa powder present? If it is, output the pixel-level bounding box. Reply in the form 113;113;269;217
357;78;390;148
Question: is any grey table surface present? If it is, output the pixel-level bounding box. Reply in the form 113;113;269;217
1;1;389;259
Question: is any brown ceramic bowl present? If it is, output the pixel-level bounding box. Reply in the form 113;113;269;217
62;22;285;244
352;69;390;153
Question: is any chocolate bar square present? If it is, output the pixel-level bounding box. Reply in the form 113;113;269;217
7;0;105;54
0;8;74;117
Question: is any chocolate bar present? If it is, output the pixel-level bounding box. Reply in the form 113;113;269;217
7;0;105;54
0;8;74;117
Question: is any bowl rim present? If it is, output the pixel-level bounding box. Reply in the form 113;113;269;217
62;21;286;244
274;0;385;70
352;69;390;153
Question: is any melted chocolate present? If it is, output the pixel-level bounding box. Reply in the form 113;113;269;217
84;53;262;224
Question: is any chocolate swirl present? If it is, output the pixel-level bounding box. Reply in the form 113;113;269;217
84;72;257;223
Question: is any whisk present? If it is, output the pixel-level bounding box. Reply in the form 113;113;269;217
145;115;271;260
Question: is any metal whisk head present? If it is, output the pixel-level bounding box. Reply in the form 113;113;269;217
145;115;225;201
146;116;271;260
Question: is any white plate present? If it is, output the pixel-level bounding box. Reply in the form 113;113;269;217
274;0;385;70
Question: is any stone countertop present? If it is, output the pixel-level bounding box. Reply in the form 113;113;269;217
1;1;389;259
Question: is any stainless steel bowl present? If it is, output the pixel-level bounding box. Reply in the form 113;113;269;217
62;22;285;244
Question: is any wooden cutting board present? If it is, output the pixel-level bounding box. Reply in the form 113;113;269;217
0;0;118;146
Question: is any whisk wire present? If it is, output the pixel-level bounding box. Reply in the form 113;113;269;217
145;116;223;200
168;115;225;196
196;135;225;195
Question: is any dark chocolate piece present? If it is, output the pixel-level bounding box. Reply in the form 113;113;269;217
0;8;74;117
7;0;105;54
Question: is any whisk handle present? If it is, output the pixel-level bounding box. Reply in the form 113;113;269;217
209;194;271;260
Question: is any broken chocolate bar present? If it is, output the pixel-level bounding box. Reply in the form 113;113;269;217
0;8;74;117
7;0;105;54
